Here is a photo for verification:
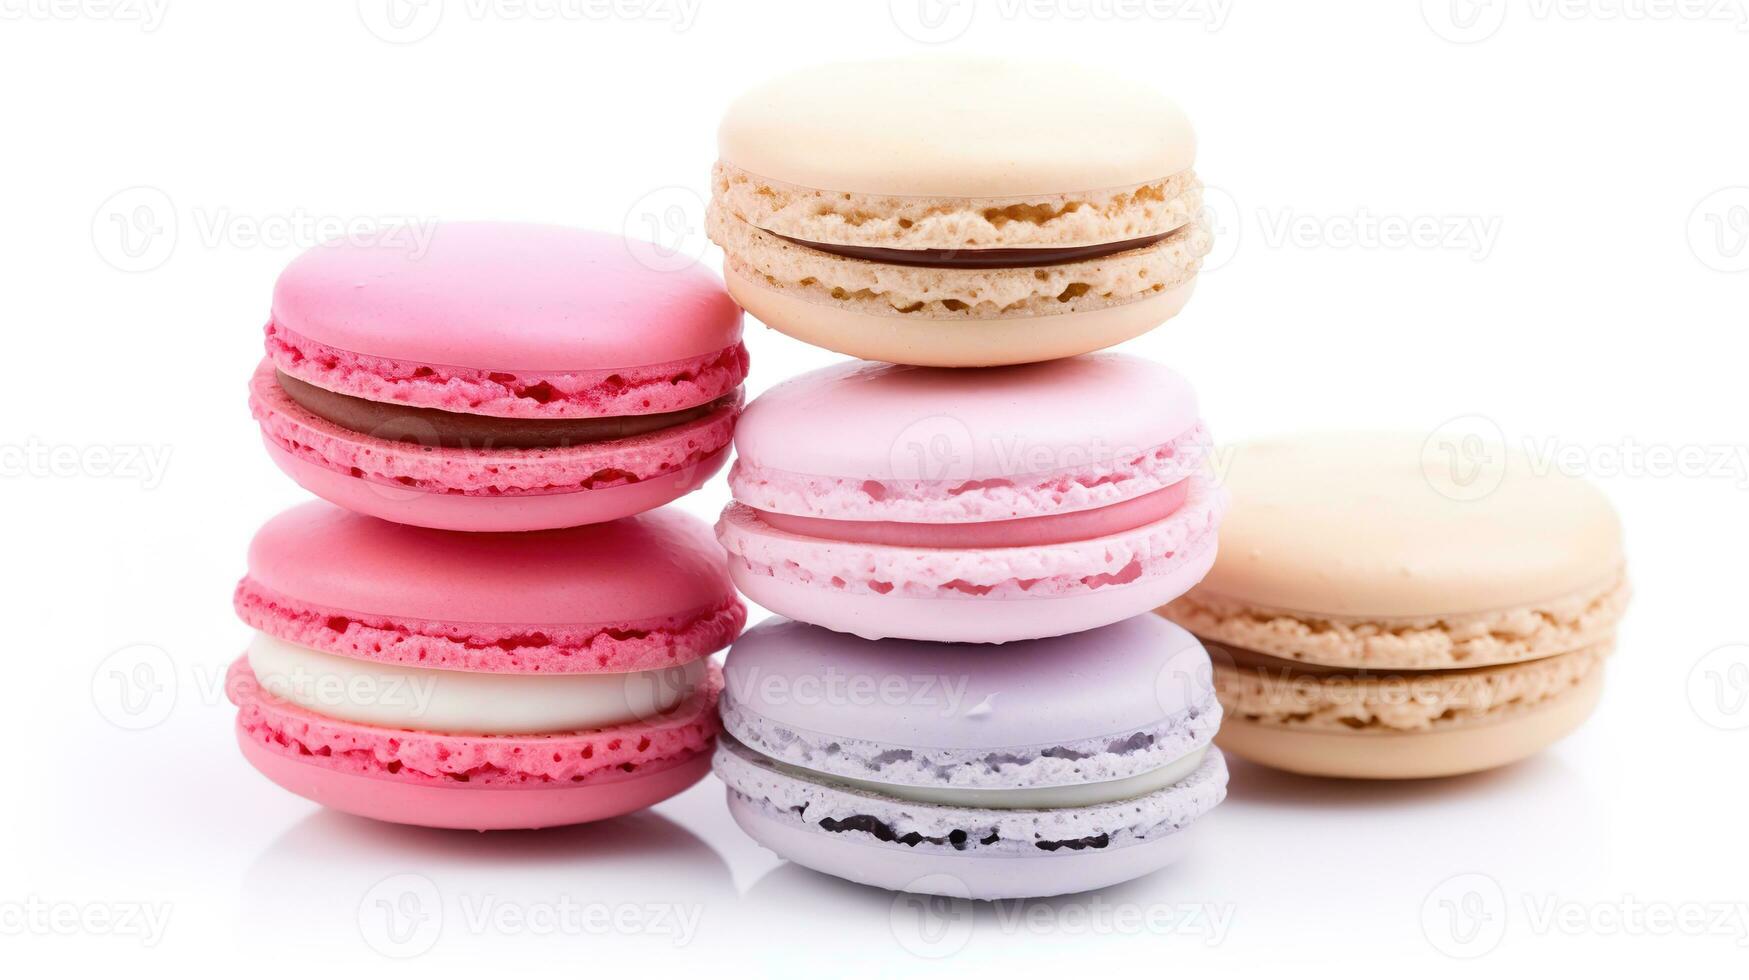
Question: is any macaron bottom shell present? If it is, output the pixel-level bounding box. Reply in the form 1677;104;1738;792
229;658;722;830
1214;666;1605;780
263;438;731;533
726;540;1216;643
724;264;1196;368
238;731;712;832
715;738;1227;900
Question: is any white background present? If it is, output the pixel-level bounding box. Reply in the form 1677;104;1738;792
4;0;1747;975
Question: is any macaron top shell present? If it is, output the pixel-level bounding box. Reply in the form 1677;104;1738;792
270;222;742;371
1200;433;1626;618
722;616;1213;753
729;355;1205;521
246;502;736;628
718;58;1195;198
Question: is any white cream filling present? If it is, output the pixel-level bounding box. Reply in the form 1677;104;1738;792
246;632;705;736
769;745;1209;810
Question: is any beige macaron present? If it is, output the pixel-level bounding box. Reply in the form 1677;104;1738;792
708;57;1211;367
1161;433;1629;779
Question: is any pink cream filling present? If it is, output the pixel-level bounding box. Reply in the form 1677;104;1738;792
753;480;1190;548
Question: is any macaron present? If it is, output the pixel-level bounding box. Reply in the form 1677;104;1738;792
227;502;745;830
716;354;1224;643
251;222;748;532
707;57;1210;367
1162;433;1631;779
714;616;1227;899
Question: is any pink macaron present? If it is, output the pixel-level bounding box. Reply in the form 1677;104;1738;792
251;222;748;532
227;502;745;830
717;354;1224;643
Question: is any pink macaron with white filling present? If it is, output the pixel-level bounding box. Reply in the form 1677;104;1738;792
717;354;1224;643
251;222;748;532
228;502;744;830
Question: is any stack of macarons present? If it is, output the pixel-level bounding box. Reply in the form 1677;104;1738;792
230;223;749;829
704;59;1229;898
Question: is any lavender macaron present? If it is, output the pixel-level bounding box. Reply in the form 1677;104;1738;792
713;615;1227;899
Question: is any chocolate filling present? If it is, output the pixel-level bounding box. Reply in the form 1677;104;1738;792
775;232;1174;269
816;815;1003;851
277;371;734;450
1034;833;1112;852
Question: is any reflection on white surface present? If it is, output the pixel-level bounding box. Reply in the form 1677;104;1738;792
238;802;738;958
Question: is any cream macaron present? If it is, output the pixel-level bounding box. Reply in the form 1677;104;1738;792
1162;433;1630;779
708;57;1211;367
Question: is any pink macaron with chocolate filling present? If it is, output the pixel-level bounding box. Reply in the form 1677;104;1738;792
251;222;748;531
717;354;1224;643
228;502;744;830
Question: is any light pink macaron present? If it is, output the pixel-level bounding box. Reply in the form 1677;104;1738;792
251;222;748;532
228;502;744;830
718;354;1224;643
